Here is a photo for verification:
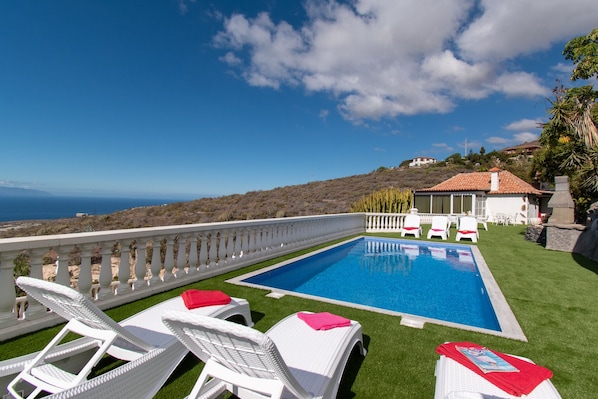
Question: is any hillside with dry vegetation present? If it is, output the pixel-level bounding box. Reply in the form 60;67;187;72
0;165;486;238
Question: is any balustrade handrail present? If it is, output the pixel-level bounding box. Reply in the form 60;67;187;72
0;213;366;341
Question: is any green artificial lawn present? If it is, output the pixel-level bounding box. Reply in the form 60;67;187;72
2;225;597;398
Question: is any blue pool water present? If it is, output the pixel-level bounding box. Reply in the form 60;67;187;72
241;237;501;331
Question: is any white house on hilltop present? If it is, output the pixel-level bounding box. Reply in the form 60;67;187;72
408;156;437;167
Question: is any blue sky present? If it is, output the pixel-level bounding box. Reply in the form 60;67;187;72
1;1;597;199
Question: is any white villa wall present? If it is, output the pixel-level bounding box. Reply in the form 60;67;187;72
486;195;528;224
409;157;436;167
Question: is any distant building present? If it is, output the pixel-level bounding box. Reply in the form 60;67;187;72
408;156;437;168
501;140;542;157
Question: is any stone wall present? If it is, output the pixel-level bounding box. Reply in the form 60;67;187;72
525;225;546;245
545;224;585;252
525;201;598;263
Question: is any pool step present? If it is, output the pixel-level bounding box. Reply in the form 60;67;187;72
400;317;425;329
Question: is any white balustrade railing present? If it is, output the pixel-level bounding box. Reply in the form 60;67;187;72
0;213;365;341
2;211;460;340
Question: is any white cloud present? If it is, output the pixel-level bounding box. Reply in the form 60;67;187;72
486;132;538;146
486;136;510;145
513;132;539;143
552;62;573;74
177;0;196;15
492;72;550;97
219;52;242;66
505;119;543;131
213;0;598;121
457;0;598;62
432;143;455;152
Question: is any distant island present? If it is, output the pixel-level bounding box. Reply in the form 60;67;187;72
0;187;51;197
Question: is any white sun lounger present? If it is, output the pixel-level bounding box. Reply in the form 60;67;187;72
161;310;367;399
427;216;450;240
434;353;562;399
5;277;252;399
455;217;479;243
401;214;422;238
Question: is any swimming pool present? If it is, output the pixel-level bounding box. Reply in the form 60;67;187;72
228;236;527;340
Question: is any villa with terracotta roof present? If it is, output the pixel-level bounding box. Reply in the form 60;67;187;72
501;140;542;157
414;168;552;224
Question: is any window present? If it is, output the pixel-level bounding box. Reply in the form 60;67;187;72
475;195;486;217
452;194;473;214
414;196;430;213
432;195;451;213
414;193;476;214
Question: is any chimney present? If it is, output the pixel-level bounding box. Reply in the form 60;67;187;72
547;176;575;224
490;168;500;191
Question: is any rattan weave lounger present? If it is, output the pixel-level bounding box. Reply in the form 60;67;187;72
4;277;252;399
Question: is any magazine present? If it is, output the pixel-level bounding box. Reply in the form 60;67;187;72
457;346;519;373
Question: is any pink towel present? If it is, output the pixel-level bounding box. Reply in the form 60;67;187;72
181;289;231;309
436;342;553;396
297;312;351;330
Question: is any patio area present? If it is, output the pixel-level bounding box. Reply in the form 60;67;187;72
1;224;597;398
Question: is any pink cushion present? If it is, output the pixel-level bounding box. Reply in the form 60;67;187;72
297;312;351;330
404;226;419;230
181;289;231;309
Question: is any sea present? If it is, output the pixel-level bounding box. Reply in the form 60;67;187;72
0;196;187;223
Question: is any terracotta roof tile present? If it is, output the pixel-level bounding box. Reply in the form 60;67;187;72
417;170;542;195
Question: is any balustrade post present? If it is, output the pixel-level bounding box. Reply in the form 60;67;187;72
23;248;50;320
208;232;217;268
77;244;94;298
198;233;208;271
163;235;175;282
233;230;242;260
226;230;235;262
247;228;256;259
54;247;72;287
149;238;163;285
133;240;148;290
0;252;18;327
255;227;263;253
116;241;132;295
176;235;187;278
98;244;115;300
218;231;227;266
188;235;198;274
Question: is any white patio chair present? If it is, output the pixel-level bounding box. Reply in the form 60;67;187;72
476;216;489;231
7;277;253;399
161;310;367;399
401;214;422;238
427;216;450;240
434;350;562;399
455;217;479;243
